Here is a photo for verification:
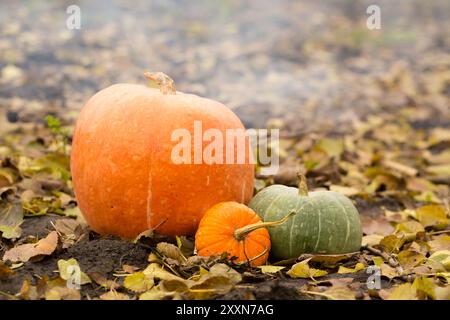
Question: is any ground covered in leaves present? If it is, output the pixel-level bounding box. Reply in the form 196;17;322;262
1;0;450;300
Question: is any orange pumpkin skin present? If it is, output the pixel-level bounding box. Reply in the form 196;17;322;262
195;202;270;267
70;84;254;238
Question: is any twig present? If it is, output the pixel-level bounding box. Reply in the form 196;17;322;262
361;245;399;268
427;230;450;236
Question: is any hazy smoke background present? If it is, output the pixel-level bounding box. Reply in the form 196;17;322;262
0;0;448;131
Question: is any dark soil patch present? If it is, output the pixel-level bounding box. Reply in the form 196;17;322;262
0;234;149;299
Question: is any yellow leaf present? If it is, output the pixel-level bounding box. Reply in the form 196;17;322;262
100;290;130;300
415;205;449;229
412;277;436;300
257;265;285;274
287;259;328;279
338;263;365;274
380;263;399;279
362;234;384;246
124;272;154;292
428;235;450;253
329;185;360;196
428;250;450;271
397;250;426;270
387;283;417;300
58;258;91;285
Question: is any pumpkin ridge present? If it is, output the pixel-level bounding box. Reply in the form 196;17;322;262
288;199;311;257
263;193;283;221
330;193;351;251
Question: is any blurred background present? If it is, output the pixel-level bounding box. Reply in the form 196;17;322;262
0;0;449;133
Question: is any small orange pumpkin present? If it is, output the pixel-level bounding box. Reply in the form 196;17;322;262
195;202;295;267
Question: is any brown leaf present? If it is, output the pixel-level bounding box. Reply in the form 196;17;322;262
99;290;130;300
361;216;394;236
156;242;185;262
2;231;58;262
89;272;120;290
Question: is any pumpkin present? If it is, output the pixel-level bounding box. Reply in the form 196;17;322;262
195;202;294;266
70;72;254;238
248;175;362;260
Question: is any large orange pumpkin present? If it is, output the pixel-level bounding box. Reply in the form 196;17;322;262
70;72;254;238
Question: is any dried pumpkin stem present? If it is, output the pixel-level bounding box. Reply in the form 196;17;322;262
297;173;309;196
234;210;297;241
144;71;176;95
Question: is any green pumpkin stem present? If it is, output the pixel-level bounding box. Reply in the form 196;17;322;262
234;210;297;241
144;71;176;95
298;173;309;196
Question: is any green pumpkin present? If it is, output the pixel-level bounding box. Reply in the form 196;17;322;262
248;177;362;260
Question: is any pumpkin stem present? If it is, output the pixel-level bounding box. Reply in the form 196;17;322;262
234;210;297;241
238;246;269;266
298;173;309;196
144;71;176;95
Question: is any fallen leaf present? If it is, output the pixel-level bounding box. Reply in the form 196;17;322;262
287;259;328;279
361;216;394;236
53;218;88;248
139;287;180;300
380;234;405;253
3;231;58;262
428;250;450;271
380;263;399;279
99;290;130;300
0;202;23;239
319;285;356;300
257;265;285;274
415;205;449;229
143;263;183;282
0;261;13;278
362;234;384;246
428;235;450;253
412;277;436;300
124;271;154;293
156;242;185;262
57;258;91;285
45;286;81;300
89;272;120;290
329;185;360;196
387;283;417;300
397;250;426;270
338;262;365;274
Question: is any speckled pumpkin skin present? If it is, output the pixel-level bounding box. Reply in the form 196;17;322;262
71;84;254;238
249;185;362;260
